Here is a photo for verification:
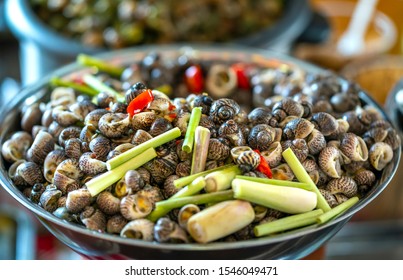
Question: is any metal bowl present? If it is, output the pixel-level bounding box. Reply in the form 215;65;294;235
0;45;400;260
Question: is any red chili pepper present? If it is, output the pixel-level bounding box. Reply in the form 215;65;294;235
231;63;250;90
185;65;204;93
254;149;273;179
126;89;154;117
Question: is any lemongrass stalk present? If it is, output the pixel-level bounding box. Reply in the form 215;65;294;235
182;107;202;153
171;176;206;199
254;209;324;237
187;200;255;243
50;77;98;96
77;54;124;77
82;74;125;102
204;165;241;192
317;196;359;224
232;178;317;214
282;148;331;212
173;164;234;189
191;126;211;174
235;175;312;191
86;147;157;196
146;190;234;222
107;127;181;170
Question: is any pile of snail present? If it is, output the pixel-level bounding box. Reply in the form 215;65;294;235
1;49;400;244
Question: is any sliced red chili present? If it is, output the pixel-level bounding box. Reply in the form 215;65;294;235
185;65;204;93
231;63;251;90
126;89;154;116
254;149;273;179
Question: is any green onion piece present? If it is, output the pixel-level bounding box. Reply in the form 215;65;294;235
107;127;181;170
317;196;359;224
171;176;206;199
254;209;324;237
235;175;312;191
173;164;235;189
191;126;211;174
282;148;331;212
50;77;98;96
82;74;125;102
204;165;241;192
86;147;157;197
182;107;202;153
77;54;125;77
147;190;234;222
232;178;317;214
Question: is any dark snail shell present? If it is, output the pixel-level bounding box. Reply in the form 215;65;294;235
272;98;304;121
248;124;276;151
65;188;92;214
80;206;106;232
96;191;121;216
318;146;343;178
26;130;55;165
149;117;173;137
69;99;97;121
79;152;107;175
144;150;178;184
58;126;81;148
125;82;148;104
326;176;358;198
21;103;42;133
248;107;278;127
106;215;128;234
283;118;315;140
218;119;246;147
339;133;368;162
162;175;180;199
154;217;189;243
89;135;111;160
39;185;62;213
306;129;326;155
130;111;157;131
64;138;83;160
52;105;80;127
192;93;213;115
16;161;45;186
281;139;309;163
209;98;241;125
207;138;230;161
311;112;338;136
98;113;131;138
84;109;109;128
30;183;46;204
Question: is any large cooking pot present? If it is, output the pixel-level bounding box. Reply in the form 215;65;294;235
0;45;399;260
4;0;328;86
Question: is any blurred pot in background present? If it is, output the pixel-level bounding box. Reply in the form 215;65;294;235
5;0;329;85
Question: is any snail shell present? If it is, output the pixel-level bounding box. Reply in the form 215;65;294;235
96;191;121;216
354;168;376;187
173;112;191;136
39;185;62;213
340;133;368;162
106;215;128;234
120;219;154;241
231;147;261;172
2;131;33;163
16;161;44;186
154;217;189;243
52;105;80;127
21;103;42;133
120;194;153;220
30;183;46;204
49;87;76;108
218;119;246;147
311;112;338;136
69;99;97;121
89;135;111;160
192;94;213;115
176;160;191;177
207;138;230;161
144;150;178;184
65;188;92;214
58;126;81;148
43;150;67;183
162;175;180;199
80;206;106;232
248;107;278;127
84;109;109;128
260;141;282;168
318;146;343;178
319;189;339;208
79;152;107;175
306;129;326;155
283;118;315;139
98;113;131;138
272;98;304;121
64;138;83;160
271;163;294;181
281;139;309;163
97;92;117;109
369;142;394;171
130;111;157;131
209;98;241;125
248;124;276;151
53;158;82;195
326;176;358;198
149;118;173;137
125;82;148;104
302;158;320;185
26;130;55;165
206;64;237;98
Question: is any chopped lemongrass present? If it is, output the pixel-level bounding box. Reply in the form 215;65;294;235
77;54;125;77
173;164;235;189
171;176;206;199
187;200;255;243
82;74;125;102
254;209;324;237
282;148;331;212
50;77;98;96
182;107;202;153
235;175;312;191
204;165;241;192
86;147;157;196
146;190;234;222
231;178;317;214
191;126;211;174
317;196;359;224
107;127;181;170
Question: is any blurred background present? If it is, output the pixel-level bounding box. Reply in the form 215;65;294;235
1;0;403;260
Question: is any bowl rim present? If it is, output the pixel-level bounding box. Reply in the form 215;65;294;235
0;43;400;252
